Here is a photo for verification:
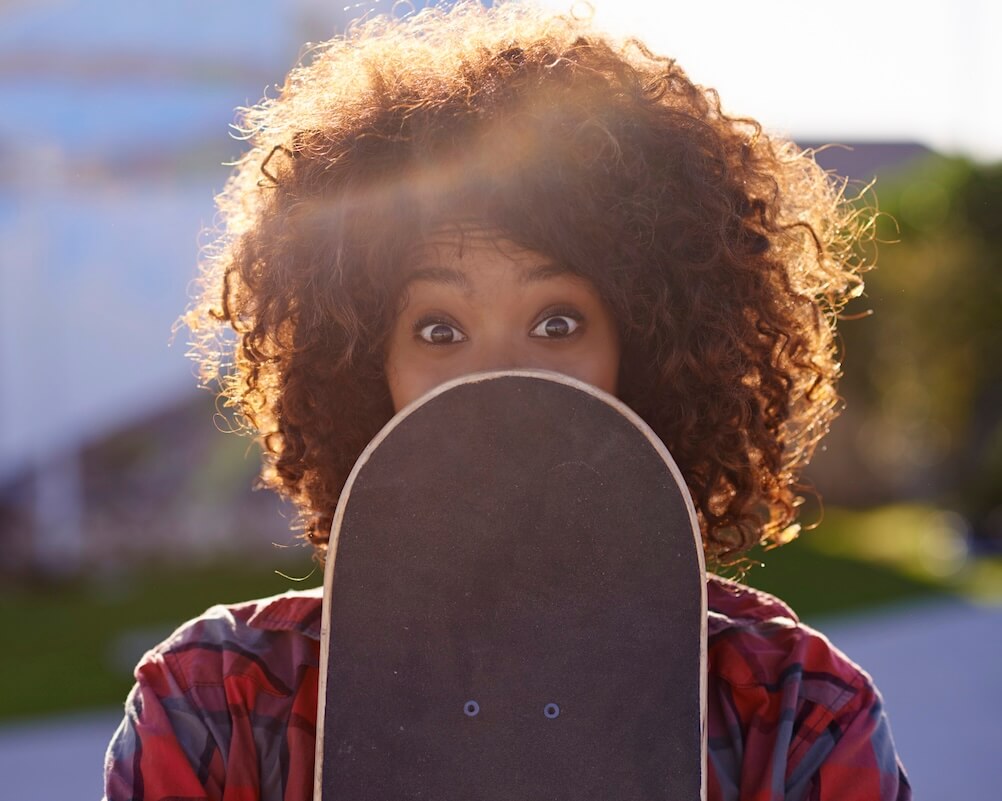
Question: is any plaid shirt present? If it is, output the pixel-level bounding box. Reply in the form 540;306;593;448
104;576;910;800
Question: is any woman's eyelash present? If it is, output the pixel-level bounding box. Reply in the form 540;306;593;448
412;313;458;333
537;305;583;323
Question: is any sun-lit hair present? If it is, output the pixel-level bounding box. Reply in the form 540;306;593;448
186;1;870;564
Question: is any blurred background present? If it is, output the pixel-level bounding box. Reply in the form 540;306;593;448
0;0;999;798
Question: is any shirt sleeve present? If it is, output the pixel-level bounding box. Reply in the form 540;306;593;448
706;597;912;801
103;656;220;801
102;601;319;801
795;678;911;801
102;661;216;797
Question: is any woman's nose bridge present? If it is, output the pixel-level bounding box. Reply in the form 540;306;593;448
472;329;533;372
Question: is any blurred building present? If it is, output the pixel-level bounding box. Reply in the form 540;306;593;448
0;0;363;575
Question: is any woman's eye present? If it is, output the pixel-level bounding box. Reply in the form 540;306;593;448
530;315;580;339
417;322;467;344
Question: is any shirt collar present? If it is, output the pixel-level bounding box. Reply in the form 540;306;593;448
706;574;799;636
247;586;324;640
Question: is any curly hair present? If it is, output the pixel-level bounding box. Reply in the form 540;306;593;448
186;2;869;565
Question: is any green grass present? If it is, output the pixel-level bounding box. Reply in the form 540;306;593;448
741;503;1002;621
740;535;950;621
0;556;321;722
2;503;999;723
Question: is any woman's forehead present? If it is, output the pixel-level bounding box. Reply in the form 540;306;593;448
407;224;553;266
396;225;597;297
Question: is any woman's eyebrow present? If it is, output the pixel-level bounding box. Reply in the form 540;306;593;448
403;266;471;291
519;263;572;285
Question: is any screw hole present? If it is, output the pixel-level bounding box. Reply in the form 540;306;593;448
464;700;480;717
544;703;560;719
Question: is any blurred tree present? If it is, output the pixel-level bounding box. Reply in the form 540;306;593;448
835;157;1002;543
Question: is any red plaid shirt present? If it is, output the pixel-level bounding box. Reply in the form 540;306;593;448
104;576;910;800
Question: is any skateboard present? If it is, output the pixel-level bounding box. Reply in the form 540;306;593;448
315;370;706;800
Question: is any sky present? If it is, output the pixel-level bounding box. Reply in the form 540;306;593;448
538;0;1002;161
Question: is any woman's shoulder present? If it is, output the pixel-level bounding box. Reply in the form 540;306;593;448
107;590;325;800
705;575;910;799
706;574;868;694
134;588;324;695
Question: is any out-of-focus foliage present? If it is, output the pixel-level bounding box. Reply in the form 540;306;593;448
834;157;1002;540
746;502;1002;619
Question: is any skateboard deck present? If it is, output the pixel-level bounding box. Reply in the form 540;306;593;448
315;370;706;801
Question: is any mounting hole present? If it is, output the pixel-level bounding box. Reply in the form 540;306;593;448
544;703;560;719
464;700;480;717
